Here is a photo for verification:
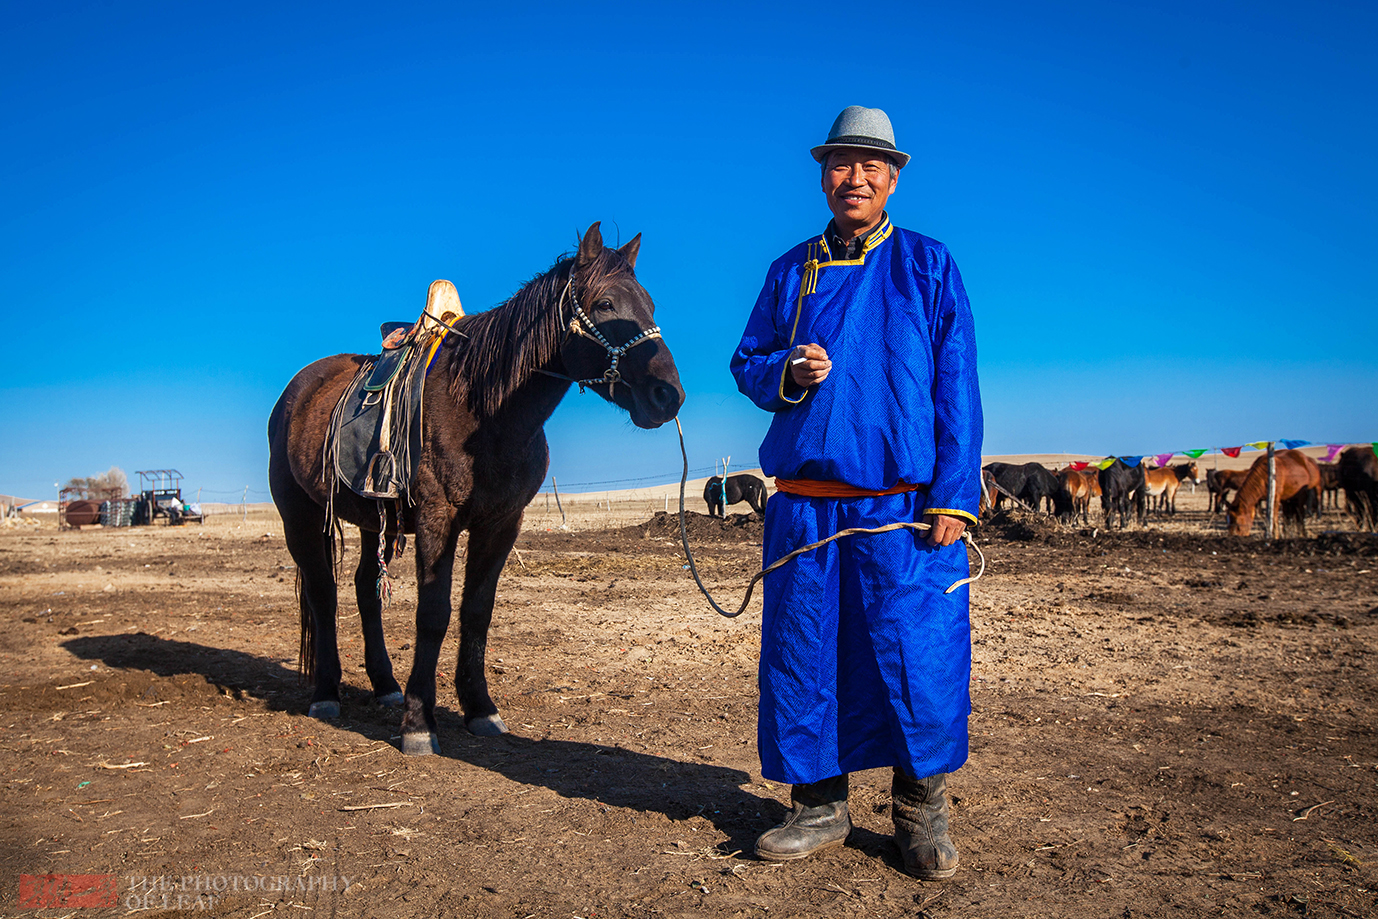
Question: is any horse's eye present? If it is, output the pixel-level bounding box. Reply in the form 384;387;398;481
594;299;614;312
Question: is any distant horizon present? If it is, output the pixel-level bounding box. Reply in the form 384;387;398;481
10;441;1369;507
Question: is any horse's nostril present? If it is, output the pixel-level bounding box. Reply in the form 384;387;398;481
650;383;679;414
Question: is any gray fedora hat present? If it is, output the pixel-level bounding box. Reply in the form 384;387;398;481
810;105;910;169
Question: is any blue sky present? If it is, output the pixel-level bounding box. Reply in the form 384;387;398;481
3;1;1374;501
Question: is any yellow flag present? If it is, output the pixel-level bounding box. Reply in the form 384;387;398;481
1246;441;1271;450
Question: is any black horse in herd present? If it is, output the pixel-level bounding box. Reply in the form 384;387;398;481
268;224;683;755
703;473;767;517
984;461;1071;518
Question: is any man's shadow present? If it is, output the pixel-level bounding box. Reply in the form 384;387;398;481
63;633;895;860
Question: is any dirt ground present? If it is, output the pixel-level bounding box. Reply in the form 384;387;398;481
1;495;1376;919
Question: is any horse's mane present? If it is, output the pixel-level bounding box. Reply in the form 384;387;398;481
444;246;635;417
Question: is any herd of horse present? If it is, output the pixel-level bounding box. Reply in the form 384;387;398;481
981;447;1378;537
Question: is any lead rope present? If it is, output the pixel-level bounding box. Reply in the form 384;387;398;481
675;418;985;618
376;502;394;605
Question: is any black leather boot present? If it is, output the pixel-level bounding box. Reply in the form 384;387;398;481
892;770;959;879
755;774;851;861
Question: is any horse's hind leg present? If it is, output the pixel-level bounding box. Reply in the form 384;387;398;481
355;529;404;707
275;483;343;719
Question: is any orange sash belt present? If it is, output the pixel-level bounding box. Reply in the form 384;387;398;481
773;477;925;498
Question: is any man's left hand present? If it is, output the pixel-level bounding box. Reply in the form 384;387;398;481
923;513;967;547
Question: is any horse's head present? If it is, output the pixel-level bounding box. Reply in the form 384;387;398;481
1225;499;1253;536
1184;462;1202;484
559;222;685;429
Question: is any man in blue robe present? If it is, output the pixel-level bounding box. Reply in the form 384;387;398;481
730;105;983;879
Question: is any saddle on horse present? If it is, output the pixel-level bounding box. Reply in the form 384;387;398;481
326;280;465;500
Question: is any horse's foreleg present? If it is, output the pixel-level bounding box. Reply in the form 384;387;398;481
400;514;461;756
355;529;403;707
454;513;524;737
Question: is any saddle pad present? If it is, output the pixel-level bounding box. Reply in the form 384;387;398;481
363;343;412;392
333;358;426;499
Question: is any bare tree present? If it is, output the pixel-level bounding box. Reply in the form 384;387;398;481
63;467;128;500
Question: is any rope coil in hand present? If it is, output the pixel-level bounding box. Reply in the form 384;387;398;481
674;419;985;619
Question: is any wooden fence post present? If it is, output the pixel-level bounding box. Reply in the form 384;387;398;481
552;477;566;527
1266;443;1277;541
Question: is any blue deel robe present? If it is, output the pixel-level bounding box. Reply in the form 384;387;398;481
730;216;983;784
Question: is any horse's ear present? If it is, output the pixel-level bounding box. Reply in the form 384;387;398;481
617;233;641;270
576;222;604;268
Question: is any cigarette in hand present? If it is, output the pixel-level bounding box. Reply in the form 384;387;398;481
790;357;808;365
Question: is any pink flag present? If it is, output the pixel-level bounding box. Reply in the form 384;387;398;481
1324;443;1345;462
1155;453;1175;467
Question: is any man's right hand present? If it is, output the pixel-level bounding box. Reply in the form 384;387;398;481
789;343;832;388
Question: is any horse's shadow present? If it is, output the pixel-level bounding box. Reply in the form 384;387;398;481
63;632;893;859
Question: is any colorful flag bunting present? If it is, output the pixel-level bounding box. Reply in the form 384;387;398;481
1055;442;1372;467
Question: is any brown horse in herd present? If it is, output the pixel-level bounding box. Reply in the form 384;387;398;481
1056;467;1101;525
1142;462;1201;515
1226;450;1321;537
268;224;683;754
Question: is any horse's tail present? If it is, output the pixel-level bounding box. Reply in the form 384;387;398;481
297;514;343;683
296;566;315;683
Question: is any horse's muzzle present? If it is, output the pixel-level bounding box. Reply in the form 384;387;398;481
630;377;684;429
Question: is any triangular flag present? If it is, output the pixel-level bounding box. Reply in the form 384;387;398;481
1154;453;1175;467
1096;457;1117;470
1182;449;1207;458
1067;461;1089;471
1119;455;1144;467
1323;444;1345;462
1222;446;1242;457
1246;441;1271;450
1280;439;1310;449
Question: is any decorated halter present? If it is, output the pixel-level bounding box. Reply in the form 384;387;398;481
546;272;663;399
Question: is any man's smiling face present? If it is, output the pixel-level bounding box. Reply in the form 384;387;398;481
821;149;899;239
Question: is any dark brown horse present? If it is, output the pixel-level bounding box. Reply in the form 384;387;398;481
1337;446;1378;530
1207;467;1249;515
268;223;683;755
1226;450;1321;537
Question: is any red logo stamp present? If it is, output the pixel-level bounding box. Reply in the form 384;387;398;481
18;874;117;908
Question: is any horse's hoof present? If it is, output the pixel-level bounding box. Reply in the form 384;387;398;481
375;691;404;708
308;700;340;719
401;732;440;756
466;714;508;736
